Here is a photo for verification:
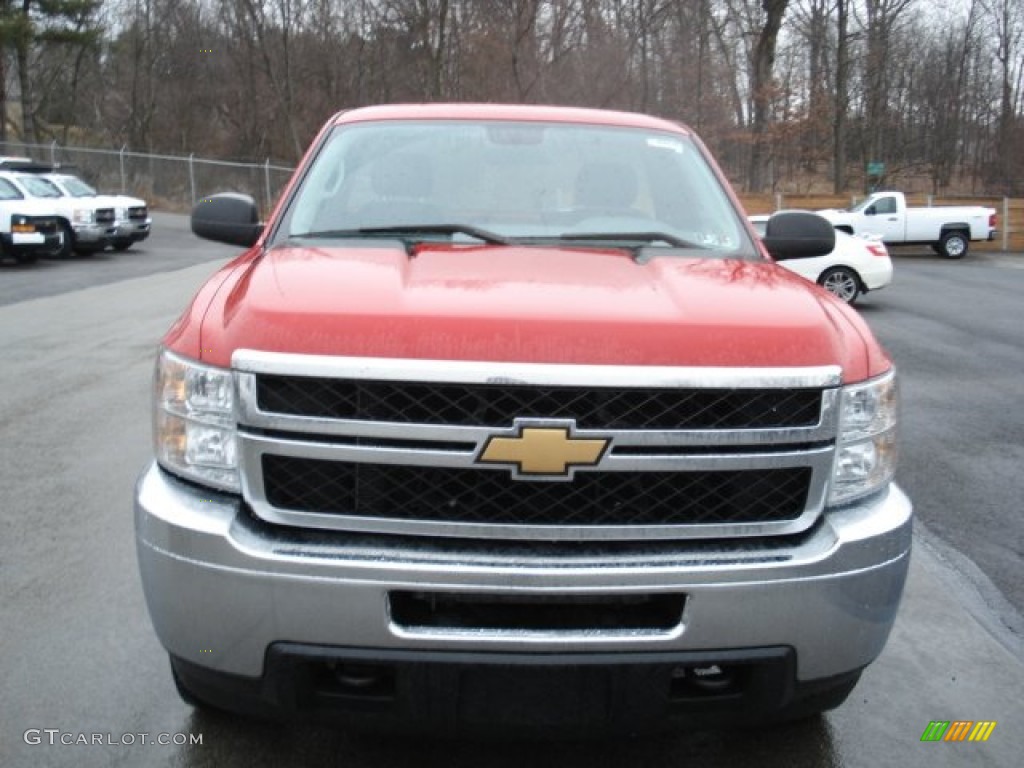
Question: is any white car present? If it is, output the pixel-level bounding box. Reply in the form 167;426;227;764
750;214;893;304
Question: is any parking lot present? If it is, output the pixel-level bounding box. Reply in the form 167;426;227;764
1;222;1021;767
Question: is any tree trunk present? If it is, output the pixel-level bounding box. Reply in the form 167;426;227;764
17;0;35;143
0;36;6;143
748;0;789;193
833;0;848;193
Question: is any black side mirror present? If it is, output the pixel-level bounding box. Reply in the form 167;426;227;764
864;205;876;216
762;211;836;260
192;193;263;247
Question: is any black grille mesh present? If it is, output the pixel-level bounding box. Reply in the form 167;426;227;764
32;217;58;233
256;376;822;430
261;455;811;528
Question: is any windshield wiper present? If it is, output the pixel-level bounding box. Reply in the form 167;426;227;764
289;226;698;259
358;224;511;246
553;231;700;249
290;224;512;253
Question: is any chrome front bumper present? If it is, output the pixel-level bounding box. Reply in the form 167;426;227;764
114;219;152;241
72;222;115;245
135;463;911;682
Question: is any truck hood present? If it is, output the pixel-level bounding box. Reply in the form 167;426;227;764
87;195;122;209
6;197;65;218
107;194;147;209
190;243;878;379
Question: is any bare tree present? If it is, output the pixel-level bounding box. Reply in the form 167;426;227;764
920;1;982;192
833;0;849;191
858;0;915;183
231;0;310;158
0;0;1006;197
790;0;832;172
981;0;1024;191
748;0;789;192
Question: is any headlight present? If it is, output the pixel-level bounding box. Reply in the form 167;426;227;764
72;208;94;225
829;370;898;506
153;349;239;492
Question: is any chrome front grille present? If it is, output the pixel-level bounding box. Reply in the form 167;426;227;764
31;217;58;234
234;351;841;542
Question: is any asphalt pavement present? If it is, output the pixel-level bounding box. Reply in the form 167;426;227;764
857;251;1024;623
0;212;230;307
0;228;1021;766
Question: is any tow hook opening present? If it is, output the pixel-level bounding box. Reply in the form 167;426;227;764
669;663;748;699
313;661;396;700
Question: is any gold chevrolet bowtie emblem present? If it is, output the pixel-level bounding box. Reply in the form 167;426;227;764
478;424;609;479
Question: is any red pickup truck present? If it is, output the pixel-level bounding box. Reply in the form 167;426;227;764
136;104;911;735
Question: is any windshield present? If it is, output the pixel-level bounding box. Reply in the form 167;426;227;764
57;176;97;197
18;175;62;198
279;120;755;258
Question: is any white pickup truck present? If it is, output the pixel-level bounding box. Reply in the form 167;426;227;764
818;191;997;259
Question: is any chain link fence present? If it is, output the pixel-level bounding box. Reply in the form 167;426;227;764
0;140;296;217
1;140;1017;251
